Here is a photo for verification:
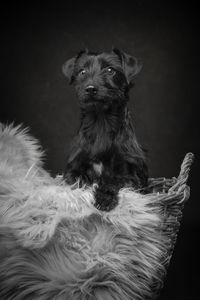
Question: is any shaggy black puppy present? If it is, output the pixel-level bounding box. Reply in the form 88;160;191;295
62;49;148;211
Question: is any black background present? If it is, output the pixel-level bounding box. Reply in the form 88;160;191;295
0;1;199;298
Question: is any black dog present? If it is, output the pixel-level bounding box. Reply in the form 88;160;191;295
62;49;148;211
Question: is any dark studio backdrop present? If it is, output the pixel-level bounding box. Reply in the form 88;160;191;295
0;1;199;299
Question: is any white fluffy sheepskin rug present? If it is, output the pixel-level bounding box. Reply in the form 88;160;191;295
0;123;191;300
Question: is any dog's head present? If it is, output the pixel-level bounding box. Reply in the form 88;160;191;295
62;49;142;105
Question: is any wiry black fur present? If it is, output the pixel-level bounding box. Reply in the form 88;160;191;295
62;49;148;211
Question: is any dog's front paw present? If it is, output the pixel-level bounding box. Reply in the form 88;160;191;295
94;186;119;212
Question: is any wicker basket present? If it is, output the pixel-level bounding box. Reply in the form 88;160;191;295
145;152;194;293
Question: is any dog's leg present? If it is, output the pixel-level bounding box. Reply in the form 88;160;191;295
93;175;121;211
64;153;99;187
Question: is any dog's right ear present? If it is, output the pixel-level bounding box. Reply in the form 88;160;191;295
62;57;76;83
62;50;87;83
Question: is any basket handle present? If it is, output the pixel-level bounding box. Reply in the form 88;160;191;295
168;152;194;193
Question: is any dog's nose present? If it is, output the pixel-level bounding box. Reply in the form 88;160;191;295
85;85;98;95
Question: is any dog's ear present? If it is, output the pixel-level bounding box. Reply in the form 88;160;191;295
112;48;143;83
62;50;87;83
62;57;76;82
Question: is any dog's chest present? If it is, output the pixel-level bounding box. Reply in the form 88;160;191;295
91;149;126;178
92;162;103;176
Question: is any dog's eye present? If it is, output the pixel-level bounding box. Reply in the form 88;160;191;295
79;69;87;76
107;67;115;75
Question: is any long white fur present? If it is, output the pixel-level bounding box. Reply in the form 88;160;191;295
0;123;183;300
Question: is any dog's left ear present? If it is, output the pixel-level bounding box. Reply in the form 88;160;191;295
112;48;143;84
62;57;76;82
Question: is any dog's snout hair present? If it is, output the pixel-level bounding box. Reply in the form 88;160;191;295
63;49;148;211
